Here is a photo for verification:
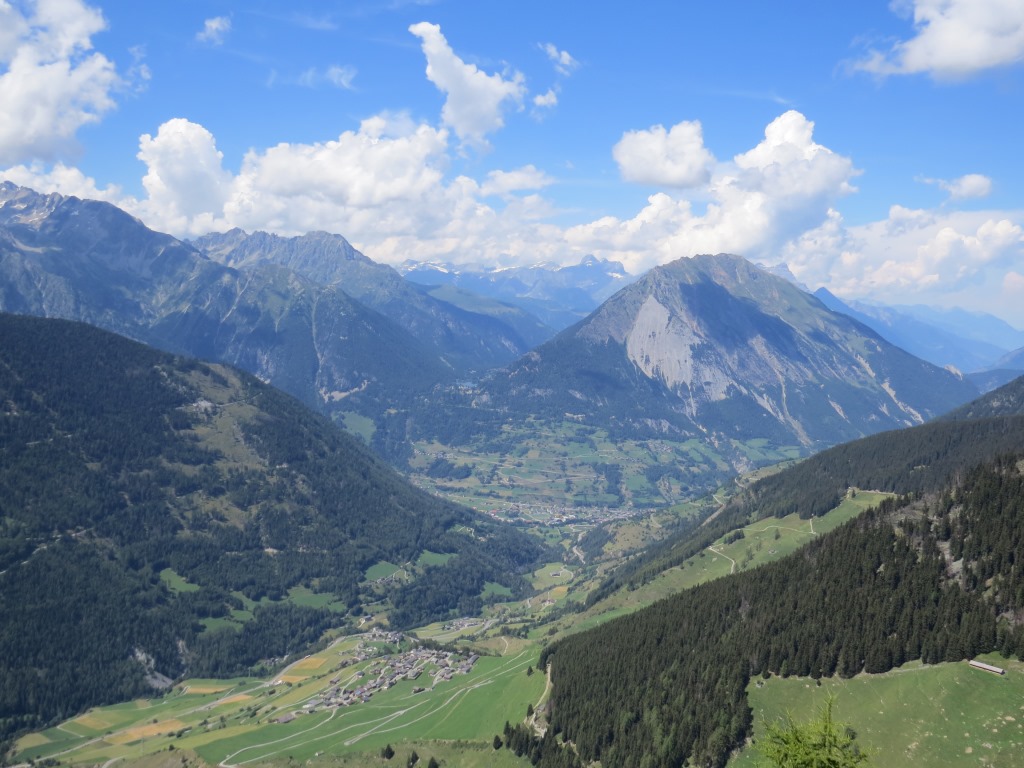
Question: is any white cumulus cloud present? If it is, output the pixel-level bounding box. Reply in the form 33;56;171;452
0;0;120;165
854;0;1024;79
613;120;716;188
0;160;122;201
921;172;993;200
134;119;233;235
782;205;1024;304
572;110;858;273
409;21;526;148
196;16;231;46
479;165;553;197
533;88;558;109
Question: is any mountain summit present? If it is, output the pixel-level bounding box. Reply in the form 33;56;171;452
477;254;977;451
192;228;551;370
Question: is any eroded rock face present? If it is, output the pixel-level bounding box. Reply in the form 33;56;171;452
489;252;978;450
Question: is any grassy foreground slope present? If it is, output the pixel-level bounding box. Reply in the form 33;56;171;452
734;654;1024;767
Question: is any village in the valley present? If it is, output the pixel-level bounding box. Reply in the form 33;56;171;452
276;629;481;720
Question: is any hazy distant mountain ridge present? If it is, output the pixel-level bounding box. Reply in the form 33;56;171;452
193;228;551;368
476;254;977;451
814;288;1016;373
401;254;635;330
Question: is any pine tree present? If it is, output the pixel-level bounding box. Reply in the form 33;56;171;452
761;697;870;767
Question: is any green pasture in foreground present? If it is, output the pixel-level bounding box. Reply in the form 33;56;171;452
732;654;1024;768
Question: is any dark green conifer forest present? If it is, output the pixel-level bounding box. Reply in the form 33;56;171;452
539;457;1024;767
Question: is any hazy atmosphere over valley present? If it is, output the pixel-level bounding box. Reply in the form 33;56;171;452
3;2;1024;768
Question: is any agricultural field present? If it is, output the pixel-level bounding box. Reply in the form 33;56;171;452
732;654;1024;767
12;632;545;767
407;422;802;515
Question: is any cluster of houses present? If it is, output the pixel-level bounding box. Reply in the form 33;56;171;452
298;644;480;712
441;617;481;632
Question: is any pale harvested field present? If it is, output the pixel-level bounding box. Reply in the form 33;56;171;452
185;684;233;694
289;657;328;671
16;733;50;749
73;713;113;730
217;694;253;706
106;720;186;745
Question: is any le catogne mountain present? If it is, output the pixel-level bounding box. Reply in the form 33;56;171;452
192;228;553;369
0;313;545;743
420;254;978;486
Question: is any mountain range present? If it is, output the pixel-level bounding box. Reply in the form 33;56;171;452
4;181;1024;767
0;183;523;459
0;182;987;498
192;228;553;368
439;254;977;466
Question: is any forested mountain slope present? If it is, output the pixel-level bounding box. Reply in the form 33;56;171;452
0;314;544;743
591;377;1024;602
540;457;1024;767
943;373;1024;421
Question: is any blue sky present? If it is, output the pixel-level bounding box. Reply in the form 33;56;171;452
2;0;1023;326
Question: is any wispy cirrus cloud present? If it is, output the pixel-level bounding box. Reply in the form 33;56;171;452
296;65;357;89
196;16;231;46
540;42;579;76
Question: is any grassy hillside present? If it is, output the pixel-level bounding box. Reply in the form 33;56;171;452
734;654;1024;767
